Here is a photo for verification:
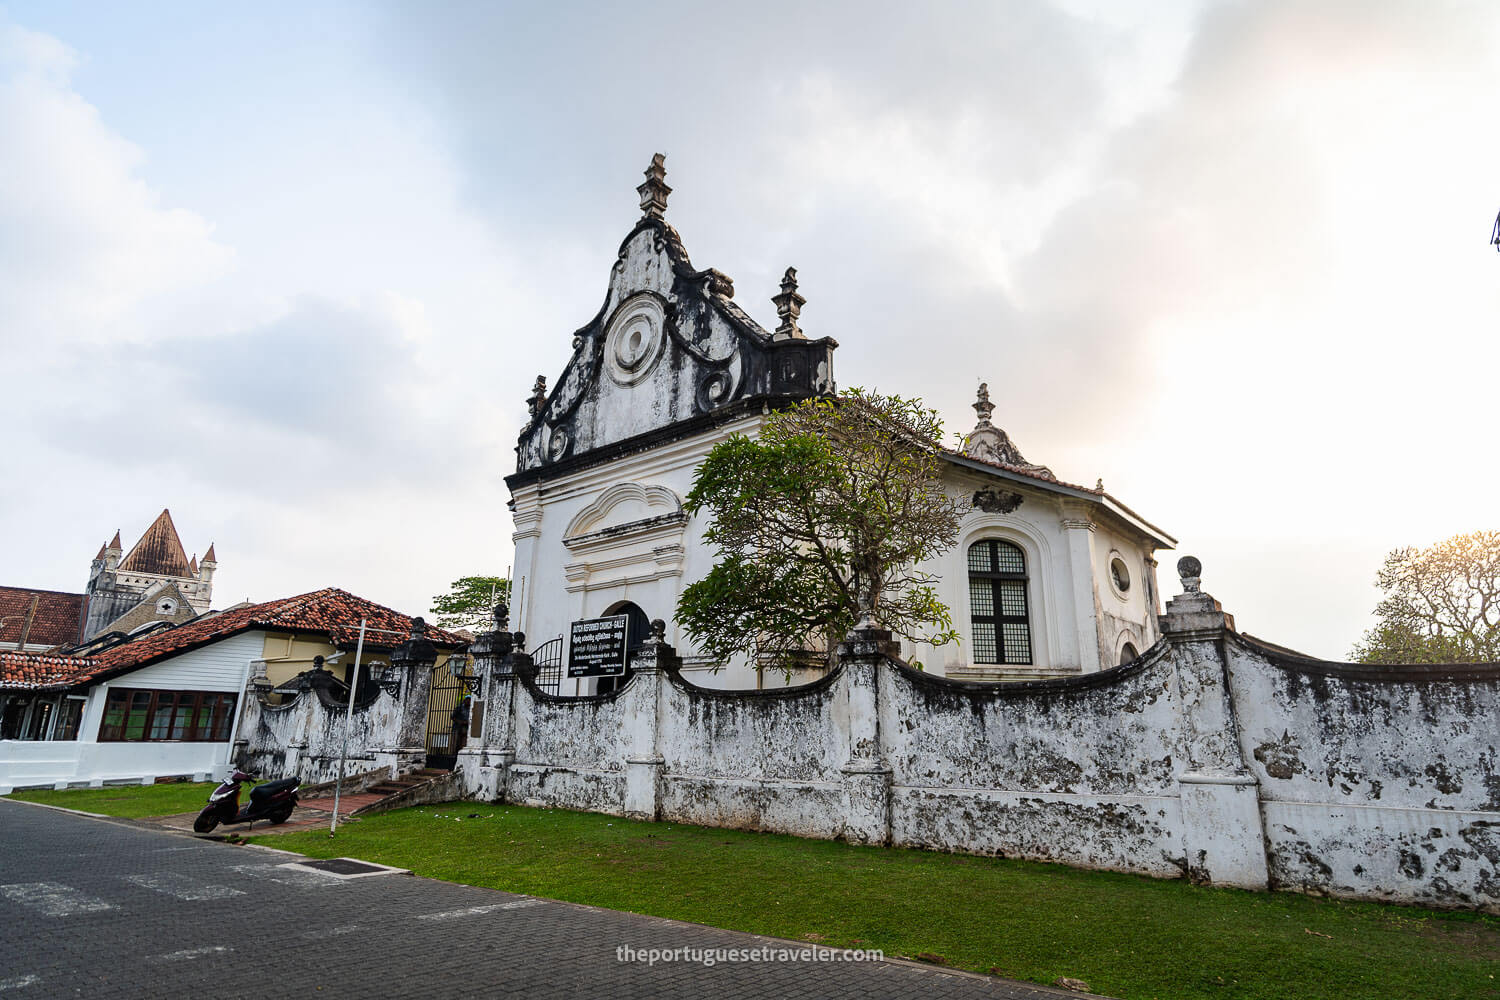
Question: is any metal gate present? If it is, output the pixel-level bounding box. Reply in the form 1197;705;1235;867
531;636;563;695
424;660;469;770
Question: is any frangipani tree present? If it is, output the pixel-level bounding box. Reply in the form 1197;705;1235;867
676;388;961;673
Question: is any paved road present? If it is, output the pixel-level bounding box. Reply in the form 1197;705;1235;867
0;799;1096;999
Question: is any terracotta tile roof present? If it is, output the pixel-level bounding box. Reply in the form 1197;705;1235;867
0;652;95;690
0;586;85;648
942;447;1103;494
118;509;193;577
0;587;466;692
943;448;1176;547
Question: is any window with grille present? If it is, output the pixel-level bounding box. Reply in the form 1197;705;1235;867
968;540;1032;665
98;689;238;742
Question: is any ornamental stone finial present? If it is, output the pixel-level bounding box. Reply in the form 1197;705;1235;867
528;376;547;418
1177;556;1203;594
771;267;806;341
637;153;671;220
650;618;666;643
492;602;510;631
973;383;995;427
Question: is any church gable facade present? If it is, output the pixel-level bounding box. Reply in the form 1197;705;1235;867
512;154;835;478
1;509;218;655
508;157;1172;691
83;510;217;642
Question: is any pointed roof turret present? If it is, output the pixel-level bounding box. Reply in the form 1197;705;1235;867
95;543;107;561
108;531;122;551
636;153;671;220
189;555;199;575
118;509;193;578
202;543;217;565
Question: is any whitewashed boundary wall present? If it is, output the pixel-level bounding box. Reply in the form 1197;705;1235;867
236;634;438;783
456;559;1500;913
1225;635;1500;910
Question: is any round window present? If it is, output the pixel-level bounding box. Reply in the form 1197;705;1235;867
1109;556;1131;595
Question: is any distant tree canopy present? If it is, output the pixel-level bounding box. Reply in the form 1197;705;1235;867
675;387;961;673
430;576;510;633
1350;531;1500;664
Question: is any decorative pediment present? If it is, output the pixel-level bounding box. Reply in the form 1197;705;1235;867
512;155;837;479
562;483;687;551
961;383;1056;481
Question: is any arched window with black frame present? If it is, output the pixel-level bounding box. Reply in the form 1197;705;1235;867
968;540;1032;665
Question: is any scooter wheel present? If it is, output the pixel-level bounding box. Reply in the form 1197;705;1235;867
270;807;293;825
192;812;220;834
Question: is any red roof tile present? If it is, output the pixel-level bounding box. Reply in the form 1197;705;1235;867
0;587;466;692
118;509;193;577
942;447;1102;494
0;652;94;690
0;587;85;648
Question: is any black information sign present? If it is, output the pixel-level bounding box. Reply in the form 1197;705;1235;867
567;615;630;678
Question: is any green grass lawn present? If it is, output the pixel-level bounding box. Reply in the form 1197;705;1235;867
5;780;215;819
254;802;1499;1000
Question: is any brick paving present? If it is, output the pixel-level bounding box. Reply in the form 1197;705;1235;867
134;790;387;839
0;798;1107;999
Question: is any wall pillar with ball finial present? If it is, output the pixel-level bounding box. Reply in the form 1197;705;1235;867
620;619;679;821
835;619;900;846
1161;556;1269;889
457;602;518;799
380;617;439;776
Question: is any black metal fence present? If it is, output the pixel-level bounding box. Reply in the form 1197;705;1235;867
424;660;468;770
531;636;564;695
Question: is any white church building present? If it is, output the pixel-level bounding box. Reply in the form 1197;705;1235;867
509;156;1174;692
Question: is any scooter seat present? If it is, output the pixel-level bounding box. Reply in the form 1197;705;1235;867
249;777;300;801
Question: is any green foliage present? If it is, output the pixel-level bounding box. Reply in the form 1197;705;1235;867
1351;531;1500;664
676;387;960;672
430;575;510;633
259;802;1500;1000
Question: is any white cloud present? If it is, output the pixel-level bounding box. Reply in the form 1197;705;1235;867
0;20;232;349
5;2;1499;659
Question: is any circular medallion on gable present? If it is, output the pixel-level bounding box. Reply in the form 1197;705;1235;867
547;426;571;462
603;295;667;386
695;369;735;413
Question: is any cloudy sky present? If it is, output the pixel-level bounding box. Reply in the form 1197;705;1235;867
3;1;1497;658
